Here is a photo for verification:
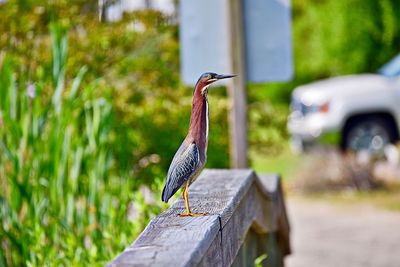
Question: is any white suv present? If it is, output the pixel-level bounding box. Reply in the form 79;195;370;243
288;55;400;154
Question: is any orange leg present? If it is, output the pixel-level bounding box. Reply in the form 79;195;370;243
178;183;208;217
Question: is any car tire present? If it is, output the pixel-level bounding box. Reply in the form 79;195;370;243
343;116;396;154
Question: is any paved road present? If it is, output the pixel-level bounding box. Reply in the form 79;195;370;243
285;198;400;267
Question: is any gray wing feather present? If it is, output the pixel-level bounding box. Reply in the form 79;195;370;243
161;142;199;202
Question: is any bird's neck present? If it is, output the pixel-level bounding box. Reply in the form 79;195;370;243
189;88;209;154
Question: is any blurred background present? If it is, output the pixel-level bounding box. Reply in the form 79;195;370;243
0;0;400;266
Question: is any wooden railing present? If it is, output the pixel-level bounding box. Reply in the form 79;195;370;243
107;169;291;267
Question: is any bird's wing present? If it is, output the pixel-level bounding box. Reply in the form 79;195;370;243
161;142;200;202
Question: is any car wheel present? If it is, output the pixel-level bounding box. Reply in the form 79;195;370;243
343;117;395;154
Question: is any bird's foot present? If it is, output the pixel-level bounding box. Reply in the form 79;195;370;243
178;212;208;217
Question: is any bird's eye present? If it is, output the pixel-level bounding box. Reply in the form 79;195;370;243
207;74;212;79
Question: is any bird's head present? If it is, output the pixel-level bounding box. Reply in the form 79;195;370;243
195;72;236;95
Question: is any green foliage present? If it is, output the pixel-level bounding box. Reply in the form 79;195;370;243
254;254;268;267
0;0;230;177
0;24;166;265
293;0;400;77
0;1;230;265
248;101;289;155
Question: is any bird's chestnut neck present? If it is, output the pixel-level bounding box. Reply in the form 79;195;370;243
194;80;210;97
188;82;209;154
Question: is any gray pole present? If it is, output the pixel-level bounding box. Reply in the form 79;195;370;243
227;0;248;168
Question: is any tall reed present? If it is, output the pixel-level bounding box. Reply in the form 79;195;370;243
0;24;161;266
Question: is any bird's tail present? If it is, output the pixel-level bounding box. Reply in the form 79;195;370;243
161;185;169;203
161;181;181;203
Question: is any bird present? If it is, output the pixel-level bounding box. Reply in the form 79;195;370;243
161;72;235;216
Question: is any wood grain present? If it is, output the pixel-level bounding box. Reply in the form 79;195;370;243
107;169;290;267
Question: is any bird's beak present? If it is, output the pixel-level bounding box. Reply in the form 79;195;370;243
207;74;236;85
216;74;236;80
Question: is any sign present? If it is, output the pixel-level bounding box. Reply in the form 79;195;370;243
180;0;231;85
180;0;293;85
243;0;293;82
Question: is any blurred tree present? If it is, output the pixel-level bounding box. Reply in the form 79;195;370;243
293;0;400;78
0;0;231;185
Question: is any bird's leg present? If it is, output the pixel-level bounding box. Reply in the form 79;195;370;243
178;183;191;216
183;185;191;214
178;183;208;217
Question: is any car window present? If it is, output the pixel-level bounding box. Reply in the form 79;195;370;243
378;54;400;77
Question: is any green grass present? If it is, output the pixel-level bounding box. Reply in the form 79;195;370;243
250;144;306;181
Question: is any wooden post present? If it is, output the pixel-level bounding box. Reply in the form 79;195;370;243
227;0;248;168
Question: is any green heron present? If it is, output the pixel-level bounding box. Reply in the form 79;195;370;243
161;72;235;216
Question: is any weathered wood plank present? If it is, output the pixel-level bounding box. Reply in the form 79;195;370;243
161;169;255;225
107;169;290;267
231;230;260;267
108;214;220;267
197;228;223;267
220;184;260;266
258;174;291;257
